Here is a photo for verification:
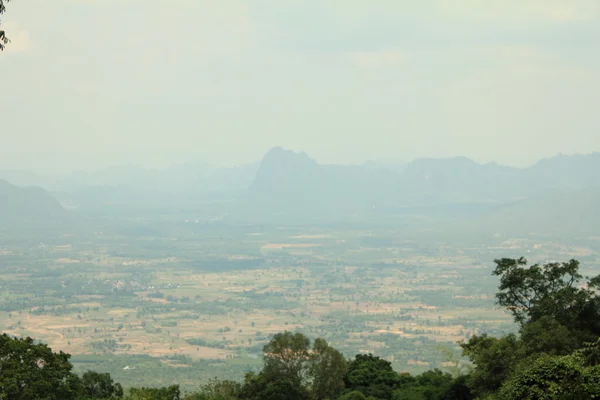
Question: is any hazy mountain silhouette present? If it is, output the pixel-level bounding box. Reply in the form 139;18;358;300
0;170;57;188
245;147;403;219
3;149;599;226
470;186;600;236
0;179;65;222
53;162;258;210
243;147;600;223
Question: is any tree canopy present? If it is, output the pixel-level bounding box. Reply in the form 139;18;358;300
493;257;600;341
0;333;82;400
81;371;124;400
461;257;600;399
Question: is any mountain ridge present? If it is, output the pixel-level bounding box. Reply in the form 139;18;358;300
1;148;599;226
0;179;66;223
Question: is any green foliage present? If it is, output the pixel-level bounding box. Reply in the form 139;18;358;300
441;375;474;400
241;333;347;400
519;316;579;357
343;354;399;399
81;370;124;399
309;338;347;400
0;333;82;400
262;331;311;386
126;385;181;400
498;354;600;400
237;372;310;400
390;370;473;400
460;334;521;397
460;257;600;398
337;391;368;400
461;317;587;397
258;377;311;400
578;337;600;366
0;331;471;400
493;257;600;340
190;378;241;400
395;369;454;400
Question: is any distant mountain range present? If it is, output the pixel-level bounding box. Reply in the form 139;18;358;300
1;148;599;233
0;179;66;223
469;186;600;236
0;162;259;210
247;147;600;210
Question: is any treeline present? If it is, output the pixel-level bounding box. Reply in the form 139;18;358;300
2;257;600;399
0;331;466;400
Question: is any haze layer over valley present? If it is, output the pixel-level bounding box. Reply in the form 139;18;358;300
2;1;600;398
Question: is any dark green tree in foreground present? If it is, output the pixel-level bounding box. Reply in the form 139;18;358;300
0;333;82;400
262;331;311;386
462;257;600;399
309;338;347;400
239;332;347;400
343;353;399;399
493;257;600;340
498;351;600;400
0;0;10;50
127;385;180;400
190;378;241;400
81;370;124;399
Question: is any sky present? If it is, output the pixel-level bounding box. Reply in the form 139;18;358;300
1;0;600;173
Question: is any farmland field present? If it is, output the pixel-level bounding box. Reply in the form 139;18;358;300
1;217;597;391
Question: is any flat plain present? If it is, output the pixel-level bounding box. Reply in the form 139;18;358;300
1;220;598;390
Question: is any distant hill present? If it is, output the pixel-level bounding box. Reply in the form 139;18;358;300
56;163;211;192
4;150;599;226
246;147;402;219
524;153;600;191
243;147;600;221
397;157;521;204
470;186;600;236
0;170;56;188
53;162;258;210
0;179;66;222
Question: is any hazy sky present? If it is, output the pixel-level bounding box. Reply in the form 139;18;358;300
2;0;600;172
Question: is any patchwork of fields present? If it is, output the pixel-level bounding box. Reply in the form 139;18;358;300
1;222;597;389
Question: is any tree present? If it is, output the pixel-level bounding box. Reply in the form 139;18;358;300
460;334;521;398
519;316;579;357
309;338;347;400
498;353;600;400
238;372;310;400
460;258;600;398
242;333;349;399
0;0;10;50
441;375;474;400
81;370;124;399
259;378;311;400
343;354;400;400
337;391;367;400
262;331;311;386
127;385;180;400
391;370;473;400
493;257;600;341
192;378;241;400
0;333;82;400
